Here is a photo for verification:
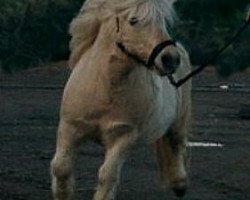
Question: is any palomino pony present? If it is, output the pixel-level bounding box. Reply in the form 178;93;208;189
51;0;192;199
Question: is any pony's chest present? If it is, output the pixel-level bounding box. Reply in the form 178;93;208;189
139;88;178;143
63;65;179;140
110;74;179;142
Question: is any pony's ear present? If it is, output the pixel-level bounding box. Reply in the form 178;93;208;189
69;12;100;69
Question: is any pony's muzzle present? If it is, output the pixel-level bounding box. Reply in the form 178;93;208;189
155;48;180;76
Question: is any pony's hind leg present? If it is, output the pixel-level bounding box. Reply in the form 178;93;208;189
51;119;82;200
156;124;189;198
93;126;138;200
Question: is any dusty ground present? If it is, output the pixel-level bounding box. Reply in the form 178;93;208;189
0;62;250;200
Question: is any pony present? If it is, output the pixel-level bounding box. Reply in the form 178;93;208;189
50;0;192;199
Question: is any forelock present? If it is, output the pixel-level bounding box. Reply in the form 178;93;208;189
82;0;176;25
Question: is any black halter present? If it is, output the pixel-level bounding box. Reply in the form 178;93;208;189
116;40;176;70
116;40;178;86
115;17;178;86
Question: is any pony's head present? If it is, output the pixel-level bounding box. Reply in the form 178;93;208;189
69;0;180;75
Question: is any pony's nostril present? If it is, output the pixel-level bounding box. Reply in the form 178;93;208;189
175;55;181;66
161;55;173;67
161;54;180;74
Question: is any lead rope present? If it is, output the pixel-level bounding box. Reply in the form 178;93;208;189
174;13;250;88
116;14;250;88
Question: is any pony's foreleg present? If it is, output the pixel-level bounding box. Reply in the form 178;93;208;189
51;119;80;200
155;123;189;198
93;128;138;200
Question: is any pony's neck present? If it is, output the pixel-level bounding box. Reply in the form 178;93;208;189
92;21;136;84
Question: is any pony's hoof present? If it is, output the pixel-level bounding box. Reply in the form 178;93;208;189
172;179;187;198
173;187;186;198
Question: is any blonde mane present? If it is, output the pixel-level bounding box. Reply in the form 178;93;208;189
69;0;176;68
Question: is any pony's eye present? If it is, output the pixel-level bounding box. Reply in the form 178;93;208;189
129;17;139;26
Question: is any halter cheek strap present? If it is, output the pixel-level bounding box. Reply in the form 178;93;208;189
116;40;176;69
116;42;148;66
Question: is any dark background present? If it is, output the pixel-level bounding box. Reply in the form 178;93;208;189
0;0;249;76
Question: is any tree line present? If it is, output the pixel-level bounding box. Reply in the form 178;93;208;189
0;0;249;76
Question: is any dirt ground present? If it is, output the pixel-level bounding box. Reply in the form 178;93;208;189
0;62;250;200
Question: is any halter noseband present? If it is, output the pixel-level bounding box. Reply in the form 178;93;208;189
116;40;176;70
